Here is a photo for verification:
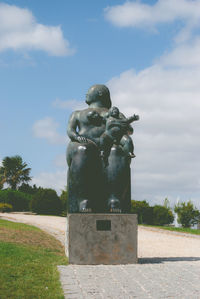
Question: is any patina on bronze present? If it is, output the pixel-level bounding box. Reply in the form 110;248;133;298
66;84;139;213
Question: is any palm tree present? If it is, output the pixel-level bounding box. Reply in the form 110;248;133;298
0;155;31;190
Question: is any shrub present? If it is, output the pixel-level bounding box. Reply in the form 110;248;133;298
174;201;200;228
131;200;154;224
0;189;32;211
30;189;62;215
0;203;13;212
60;190;68;215
152;205;174;226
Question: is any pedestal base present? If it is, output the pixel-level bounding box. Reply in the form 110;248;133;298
66;214;138;265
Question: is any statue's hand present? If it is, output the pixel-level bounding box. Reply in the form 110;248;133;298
76;136;89;143
133;114;139;121
75;136;97;147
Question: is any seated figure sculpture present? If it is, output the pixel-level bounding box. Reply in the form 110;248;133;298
66;84;139;213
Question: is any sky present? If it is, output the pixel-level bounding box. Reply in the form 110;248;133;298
1;0;200;208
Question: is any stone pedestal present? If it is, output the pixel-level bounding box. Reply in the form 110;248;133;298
66;214;138;265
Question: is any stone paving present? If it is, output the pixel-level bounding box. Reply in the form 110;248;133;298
58;260;200;299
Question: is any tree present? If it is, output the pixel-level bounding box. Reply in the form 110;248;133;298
153;205;174;226
174;201;200;228
18;183;39;195
30;188;62;215
131;200;154;224
0;189;32;211
0;156;31;190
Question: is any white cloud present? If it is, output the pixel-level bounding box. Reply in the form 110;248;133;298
106;12;200;208
52;98;86;110
32;170;67;195
0;3;74;56
105;0;200;42
32;117;66;145
160;37;200;67
54;154;67;168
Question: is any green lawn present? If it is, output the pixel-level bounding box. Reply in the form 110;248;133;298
140;224;200;235
0;219;68;299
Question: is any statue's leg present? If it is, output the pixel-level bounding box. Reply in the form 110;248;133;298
105;145;131;213
67;142;104;213
121;135;135;158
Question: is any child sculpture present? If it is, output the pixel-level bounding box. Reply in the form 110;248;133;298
87;106;139;166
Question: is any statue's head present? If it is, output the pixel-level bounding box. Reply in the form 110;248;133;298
109;106;119;118
86;84;112;109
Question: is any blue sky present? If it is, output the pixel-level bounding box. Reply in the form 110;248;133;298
1;0;200;208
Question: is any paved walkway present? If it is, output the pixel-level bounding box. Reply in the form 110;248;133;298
58;261;200;299
1;213;200;298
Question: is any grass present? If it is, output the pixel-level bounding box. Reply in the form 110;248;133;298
140;224;200;235
0;219;68;299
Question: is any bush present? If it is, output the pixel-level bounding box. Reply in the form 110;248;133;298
0;203;13;212
60;190;68;215
30;189;62;215
174;201;200;228
131;200;154;224
152;205;174;226
131;200;174;226
0;190;32;211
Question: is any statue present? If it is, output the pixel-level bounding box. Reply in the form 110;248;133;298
66;84;139;213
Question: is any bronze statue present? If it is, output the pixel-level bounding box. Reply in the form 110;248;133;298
66;84;139;213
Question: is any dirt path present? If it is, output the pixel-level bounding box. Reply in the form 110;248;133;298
1;212;200;258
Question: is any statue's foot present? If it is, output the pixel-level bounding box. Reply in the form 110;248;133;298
79;199;92;213
108;198;121;213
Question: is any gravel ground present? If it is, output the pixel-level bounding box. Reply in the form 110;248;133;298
1;212;199;258
1;212;200;298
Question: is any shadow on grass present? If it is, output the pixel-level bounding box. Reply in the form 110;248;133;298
139;257;200;264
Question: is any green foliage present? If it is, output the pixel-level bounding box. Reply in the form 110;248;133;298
60;189;68;215
174;201;200;228
131;200;154;224
0;155;31;190
0;203;13;213
31;188;62;215
18;183;39;195
152;205;174;226
0;189;32;211
131;199;174;226
141;224;200;235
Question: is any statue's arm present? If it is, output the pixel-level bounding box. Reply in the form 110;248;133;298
67;111;80;141
67;111;92;144
127;114;139;124
118;112;136;135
